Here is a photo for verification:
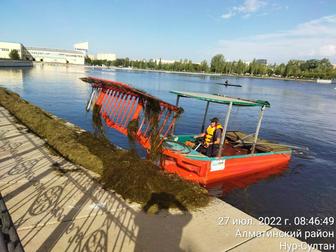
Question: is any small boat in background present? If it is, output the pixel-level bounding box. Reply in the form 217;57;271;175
216;80;242;87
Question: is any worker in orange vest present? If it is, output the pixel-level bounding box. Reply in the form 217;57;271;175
194;117;223;157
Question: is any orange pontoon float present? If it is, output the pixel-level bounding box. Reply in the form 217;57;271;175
81;77;291;185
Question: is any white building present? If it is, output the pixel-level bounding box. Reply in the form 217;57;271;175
0;41;33;60
1;41;85;64
96;53;117;61
155;59;176;64
27;47;85;65
74;42;89;56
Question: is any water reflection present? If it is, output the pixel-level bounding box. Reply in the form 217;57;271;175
0;68;24;86
206;164;289;197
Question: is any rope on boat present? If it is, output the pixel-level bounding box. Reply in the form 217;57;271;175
162;140;192;154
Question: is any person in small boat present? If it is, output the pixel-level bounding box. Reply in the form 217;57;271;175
194;117;223;157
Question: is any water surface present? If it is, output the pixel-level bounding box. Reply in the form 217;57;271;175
1;65;335;246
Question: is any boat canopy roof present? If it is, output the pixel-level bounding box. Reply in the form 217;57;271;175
170;90;270;107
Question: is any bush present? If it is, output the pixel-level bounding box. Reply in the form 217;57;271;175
9;49;20;60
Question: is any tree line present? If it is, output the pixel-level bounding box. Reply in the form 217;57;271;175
85;54;336;80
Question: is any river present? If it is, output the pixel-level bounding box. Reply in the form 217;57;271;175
0;64;335;247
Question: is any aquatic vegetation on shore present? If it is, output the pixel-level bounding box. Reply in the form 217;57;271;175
0;87;209;209
143;97;162;161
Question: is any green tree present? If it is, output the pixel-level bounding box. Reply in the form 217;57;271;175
200;60;209;72
236;60;246;75
185;59;194;72
148;59;156;69
84;56;92;65
115;58;124;67
158;58;162;69
9;49;20;60
210;54;225;73
124;57;130;67
275;63;286;76
248;59;257;75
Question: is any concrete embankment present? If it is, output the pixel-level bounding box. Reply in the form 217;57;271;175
0;60;33;67
0;106;317;251
0;105;317;250
0;87;208;209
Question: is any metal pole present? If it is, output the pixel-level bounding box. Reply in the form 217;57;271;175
218;102;233;157
201;101;210;132
171;95;180;135
175;95;180;107
251;105;266;154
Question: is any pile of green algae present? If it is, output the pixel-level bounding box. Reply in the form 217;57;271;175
0;88;209;209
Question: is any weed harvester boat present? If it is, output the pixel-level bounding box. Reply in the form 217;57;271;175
81;77;291;185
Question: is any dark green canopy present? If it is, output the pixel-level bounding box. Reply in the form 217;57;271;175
170;90;270;107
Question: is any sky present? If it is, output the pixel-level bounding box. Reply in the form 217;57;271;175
1;0;336;64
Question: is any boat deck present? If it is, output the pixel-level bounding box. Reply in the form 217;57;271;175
169;131;290;160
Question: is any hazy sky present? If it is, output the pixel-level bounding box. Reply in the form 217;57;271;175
1;0;335;63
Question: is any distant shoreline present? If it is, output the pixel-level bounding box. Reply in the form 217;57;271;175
33;62;335;84
0;59;33;67
92;65;322;83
